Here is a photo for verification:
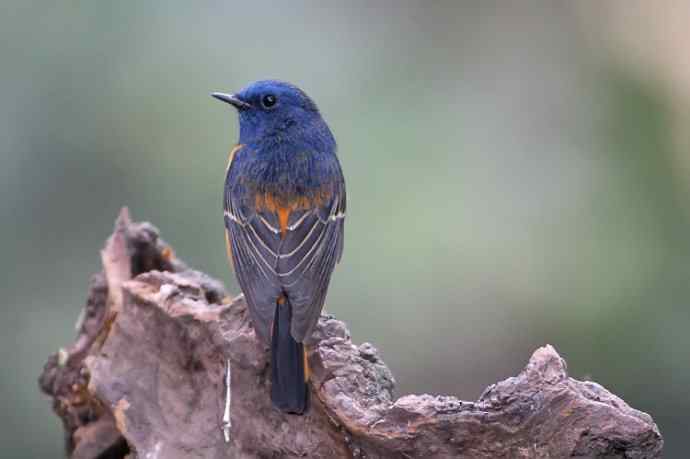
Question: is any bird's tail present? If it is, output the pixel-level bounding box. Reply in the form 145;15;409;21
271;296;309;414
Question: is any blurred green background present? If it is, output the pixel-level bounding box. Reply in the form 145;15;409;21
2;1;689;457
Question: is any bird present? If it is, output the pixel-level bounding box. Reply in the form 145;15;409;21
212;81;346;414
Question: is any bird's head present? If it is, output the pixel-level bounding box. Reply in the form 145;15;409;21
213;80;326;144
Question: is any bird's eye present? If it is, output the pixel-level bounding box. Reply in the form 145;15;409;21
261;94;277;109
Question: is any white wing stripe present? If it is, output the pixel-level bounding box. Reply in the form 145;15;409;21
246;221;279;258
277;222;327;277
279;218;321;259
287;209;314;231
259;215;280;234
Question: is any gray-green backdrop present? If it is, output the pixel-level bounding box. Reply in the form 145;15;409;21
2;2;688;457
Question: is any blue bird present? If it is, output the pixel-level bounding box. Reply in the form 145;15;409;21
213;81;346;414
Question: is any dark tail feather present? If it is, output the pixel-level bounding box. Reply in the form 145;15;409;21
271;298;309;414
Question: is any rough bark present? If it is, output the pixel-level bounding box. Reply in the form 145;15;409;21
39;209;664;458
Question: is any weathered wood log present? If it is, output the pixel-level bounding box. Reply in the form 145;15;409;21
39;209;664;458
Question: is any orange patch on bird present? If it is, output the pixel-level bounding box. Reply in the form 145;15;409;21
277;207;291;238
292;188;331;209
255;192;281;213
224;229;233;265
255;187;333;222
303;346;310;382
254;187;334;238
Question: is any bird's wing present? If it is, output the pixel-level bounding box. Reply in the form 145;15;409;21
224;147;282;343
278;182;345;342
224;146;345;344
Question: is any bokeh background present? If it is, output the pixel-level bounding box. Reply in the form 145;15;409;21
2;1;689;457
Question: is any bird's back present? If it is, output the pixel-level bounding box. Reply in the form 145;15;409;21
224;139;346;343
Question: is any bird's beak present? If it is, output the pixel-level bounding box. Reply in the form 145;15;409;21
211;92;251;109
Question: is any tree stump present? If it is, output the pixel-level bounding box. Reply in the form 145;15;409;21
39;209;664;458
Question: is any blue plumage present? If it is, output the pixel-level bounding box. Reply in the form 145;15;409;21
229;81;342;204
